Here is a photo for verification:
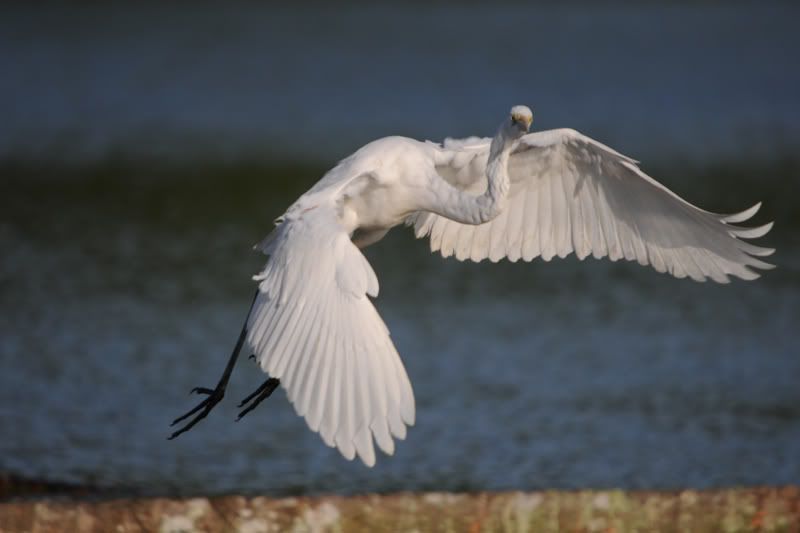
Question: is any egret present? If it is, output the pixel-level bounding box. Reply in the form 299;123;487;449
169;105;774;466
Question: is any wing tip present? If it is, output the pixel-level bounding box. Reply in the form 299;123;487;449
724;202;761;223
753;247;776;257
732;221;774;240
402;406;416;427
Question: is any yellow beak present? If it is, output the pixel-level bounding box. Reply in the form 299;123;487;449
513;115;532;131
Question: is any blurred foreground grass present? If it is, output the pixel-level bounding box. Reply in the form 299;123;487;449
1;488;798;532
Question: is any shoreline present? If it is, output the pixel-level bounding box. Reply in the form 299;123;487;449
1;485;798;532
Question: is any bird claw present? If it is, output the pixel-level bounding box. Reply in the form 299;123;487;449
169;304;256;441
236;378;280;421
168;385;226;439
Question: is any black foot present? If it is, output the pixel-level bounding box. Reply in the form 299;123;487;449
237;378;280;421
168;386;226;439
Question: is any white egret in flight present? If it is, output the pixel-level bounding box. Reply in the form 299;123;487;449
170;105;774;466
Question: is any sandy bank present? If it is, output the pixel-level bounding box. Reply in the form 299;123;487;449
1;487;798;532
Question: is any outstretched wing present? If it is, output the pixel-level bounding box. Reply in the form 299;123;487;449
412;128;774;282
247;205;415;466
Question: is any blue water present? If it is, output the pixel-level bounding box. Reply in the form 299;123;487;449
1;3;799;164
1;192;797;495
0;2;799;496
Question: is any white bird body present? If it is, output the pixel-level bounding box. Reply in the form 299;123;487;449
288;136;440;237
171;106;774;467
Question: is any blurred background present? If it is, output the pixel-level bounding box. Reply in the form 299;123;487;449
0;2;798;497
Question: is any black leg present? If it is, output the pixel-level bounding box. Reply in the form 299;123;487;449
236;377;280;421
168;291;258;440
236;377;273;408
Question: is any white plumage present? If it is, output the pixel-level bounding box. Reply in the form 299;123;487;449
412;128;774;281
248;208;414;466
173;106;774;466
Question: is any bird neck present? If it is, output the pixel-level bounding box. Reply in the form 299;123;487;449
482;128;514;217
422;123;515;226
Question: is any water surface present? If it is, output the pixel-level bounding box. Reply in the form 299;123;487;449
1;165;797;496
0;1;798;496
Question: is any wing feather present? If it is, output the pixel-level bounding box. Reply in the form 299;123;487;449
505;182;526;262
248;206;413;466
538;163;554;261
305;306;333;430
413;128;774;282
489;207;509;262
471;217;492;262
521;172;540;261
454;220;472;261
724;202;761;223
296;306;326;419
554;154;572;259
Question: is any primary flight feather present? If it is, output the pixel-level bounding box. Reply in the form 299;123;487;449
170;105;774;466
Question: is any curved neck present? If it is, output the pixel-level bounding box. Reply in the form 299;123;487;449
481;129;515;218
426;124;515;226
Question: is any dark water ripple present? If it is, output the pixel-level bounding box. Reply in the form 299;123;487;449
0;169;797;495
1;1;798;495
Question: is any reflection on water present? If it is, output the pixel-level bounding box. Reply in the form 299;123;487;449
0;165;798;496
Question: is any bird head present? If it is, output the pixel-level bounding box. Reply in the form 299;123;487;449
509;105;533;136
